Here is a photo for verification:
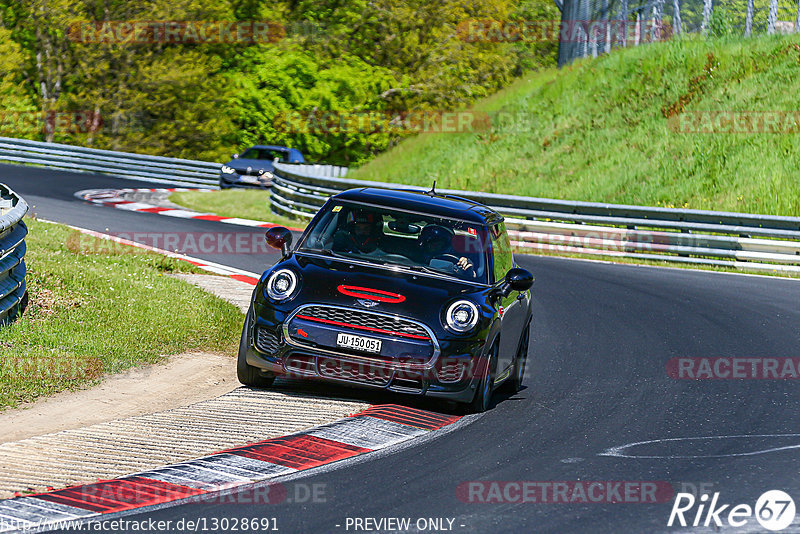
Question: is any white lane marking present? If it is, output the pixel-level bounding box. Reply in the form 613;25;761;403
15;498;94;518
36;219;261;280
190;454;290;478
219;217;273;227
112;202;156;211
307;416;427;449
139;457;296;489
153;209;207;218
600;434;800;459
0;497;94;525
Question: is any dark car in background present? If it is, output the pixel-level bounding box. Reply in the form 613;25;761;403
237;187;534;412
219;145;304;189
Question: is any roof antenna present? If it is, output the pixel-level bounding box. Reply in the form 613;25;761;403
427;180;436;196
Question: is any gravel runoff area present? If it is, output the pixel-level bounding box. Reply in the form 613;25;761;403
0;275;369;498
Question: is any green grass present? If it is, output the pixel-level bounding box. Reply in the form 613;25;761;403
0;219;243;410
170;190;306;229
352;34;800;216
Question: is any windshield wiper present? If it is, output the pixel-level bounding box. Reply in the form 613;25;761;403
302;249;448;276
403;264;447;276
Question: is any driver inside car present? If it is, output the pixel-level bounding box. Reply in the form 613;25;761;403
415;225;476;277
332;210;384;253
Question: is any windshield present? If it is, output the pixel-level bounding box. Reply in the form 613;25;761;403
238;148;289;161
298;201;489;283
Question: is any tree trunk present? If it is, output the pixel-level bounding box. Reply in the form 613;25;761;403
701;0;713;33
768;0;778;34
619;0;629;46
795;0;800;33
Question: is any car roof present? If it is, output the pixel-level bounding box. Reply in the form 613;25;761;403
331;187;503;225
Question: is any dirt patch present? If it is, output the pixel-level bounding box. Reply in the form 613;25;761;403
0;352;238;444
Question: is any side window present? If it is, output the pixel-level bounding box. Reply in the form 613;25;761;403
490;222;513;284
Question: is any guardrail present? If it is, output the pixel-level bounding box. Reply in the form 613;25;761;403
0;137;220;188
272;162;800;273
0;136;797;274
0;184;28;323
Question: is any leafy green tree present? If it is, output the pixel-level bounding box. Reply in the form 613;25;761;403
0;0;559;163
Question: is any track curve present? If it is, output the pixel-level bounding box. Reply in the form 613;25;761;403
6;164;800;532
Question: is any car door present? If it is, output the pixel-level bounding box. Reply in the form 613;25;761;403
490;222;525;379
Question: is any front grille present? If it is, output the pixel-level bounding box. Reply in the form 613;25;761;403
437;359;467;383
318;357;391;386
255;327;279;354
297;305;429;339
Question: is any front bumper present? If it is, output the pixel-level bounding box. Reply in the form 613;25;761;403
219;172;272;188
245;305;484;403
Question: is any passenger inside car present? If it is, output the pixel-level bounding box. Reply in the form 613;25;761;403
332;209;385;253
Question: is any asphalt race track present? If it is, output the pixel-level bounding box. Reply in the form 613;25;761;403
1;163;281;273
7;165;800;533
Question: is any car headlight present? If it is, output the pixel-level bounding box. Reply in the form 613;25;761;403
221;165;236;174
266;268;298;301
444;300;479;333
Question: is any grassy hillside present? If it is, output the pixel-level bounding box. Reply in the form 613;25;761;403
351;34;800;216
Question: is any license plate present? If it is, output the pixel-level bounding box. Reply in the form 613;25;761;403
336;333;382;353
239;175;260;184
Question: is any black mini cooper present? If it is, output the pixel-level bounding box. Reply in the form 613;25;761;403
237;188;534;412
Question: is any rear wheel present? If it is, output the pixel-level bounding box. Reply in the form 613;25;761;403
505;323;530;393
467;343;498;413
237;311;275;387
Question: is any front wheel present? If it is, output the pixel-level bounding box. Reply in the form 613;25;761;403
505;323;530;393
467;343;498;413
237;311;275;387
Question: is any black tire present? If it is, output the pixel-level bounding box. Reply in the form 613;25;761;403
505;323;530;393
237;312;275;388
467;342;498;413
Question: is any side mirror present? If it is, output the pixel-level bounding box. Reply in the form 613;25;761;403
232;153;239;159
500;267;533;297
266;227;293;257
